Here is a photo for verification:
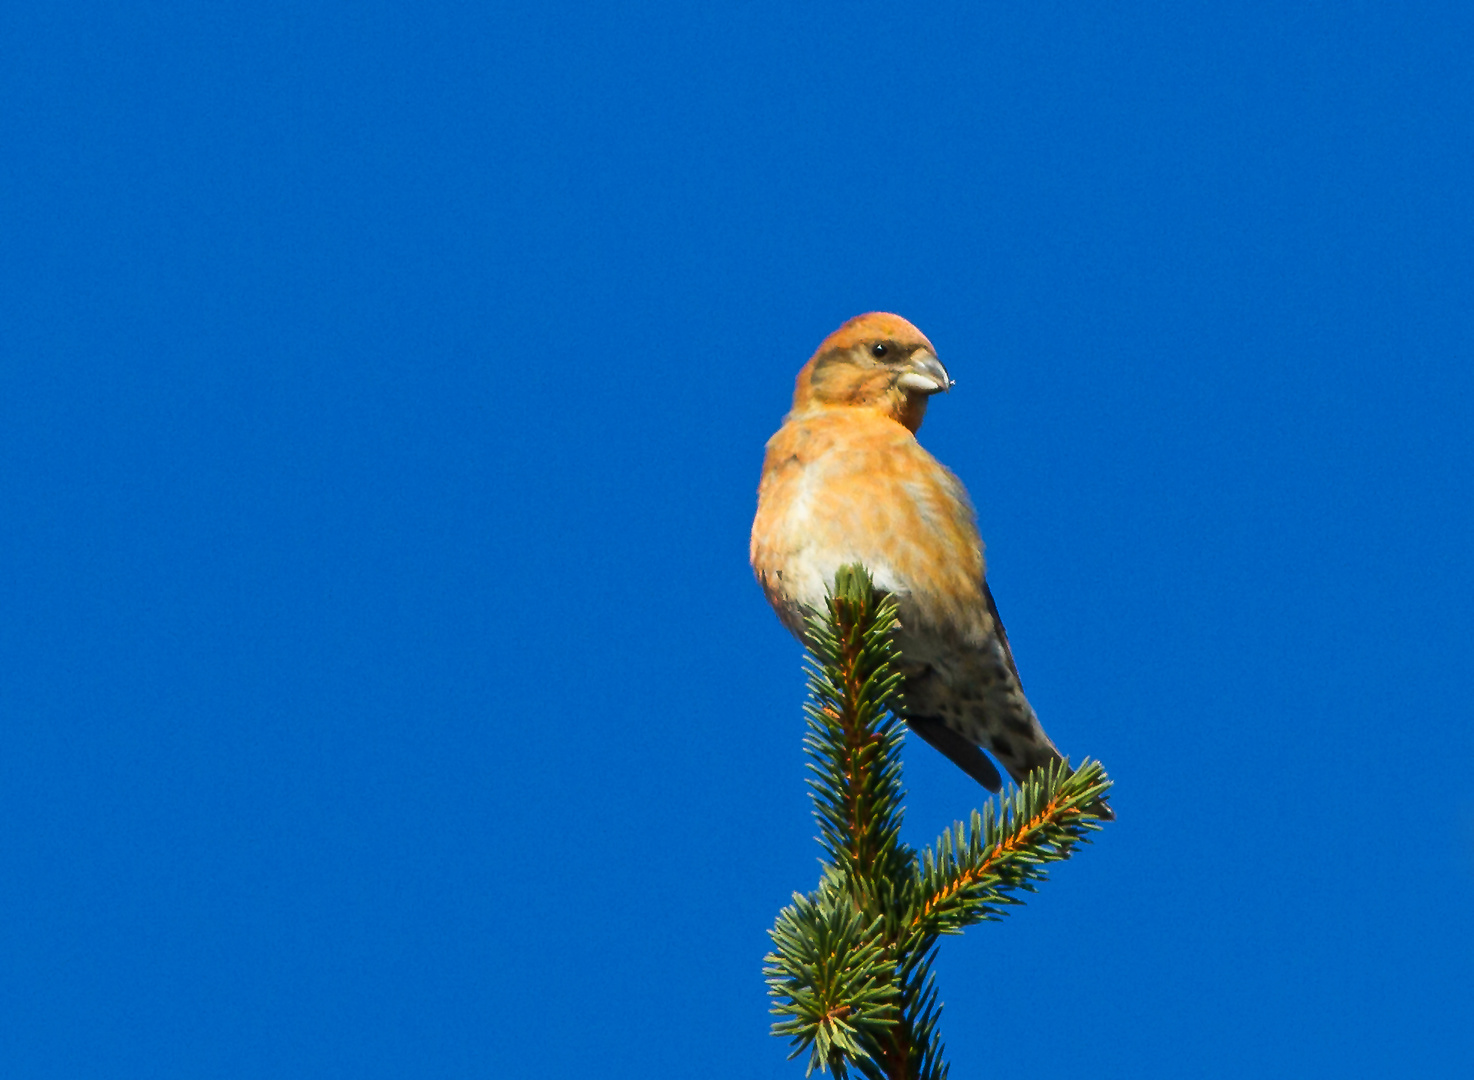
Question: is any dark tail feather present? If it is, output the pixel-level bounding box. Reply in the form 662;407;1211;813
1017;752;1116;822
1090;796;1116;822
910;718;1116;821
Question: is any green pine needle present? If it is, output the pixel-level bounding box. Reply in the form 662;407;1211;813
766;565;1114;1079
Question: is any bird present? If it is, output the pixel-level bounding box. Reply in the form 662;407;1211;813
751;312;1109;816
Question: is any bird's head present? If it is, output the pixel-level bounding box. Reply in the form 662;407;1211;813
792;312;953;433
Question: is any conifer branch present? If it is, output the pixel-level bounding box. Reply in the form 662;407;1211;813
765;882;899;1077
910;759;1112;940
798;566;910;890
765;566;1113;1079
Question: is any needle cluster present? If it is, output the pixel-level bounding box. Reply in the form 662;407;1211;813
765;566;1113;1079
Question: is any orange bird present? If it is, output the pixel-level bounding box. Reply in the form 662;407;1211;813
752;312;1107;813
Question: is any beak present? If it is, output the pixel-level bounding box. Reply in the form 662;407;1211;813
895;350;953;396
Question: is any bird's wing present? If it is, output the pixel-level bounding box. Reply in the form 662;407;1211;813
982;578;1024;690
906;715;1004;792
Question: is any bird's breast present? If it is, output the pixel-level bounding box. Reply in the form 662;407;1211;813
750;409;988;644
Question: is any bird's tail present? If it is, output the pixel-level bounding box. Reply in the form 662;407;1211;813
1004;742;1115;822
909;714;1114;821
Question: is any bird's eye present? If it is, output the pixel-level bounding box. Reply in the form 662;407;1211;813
871;343;889;358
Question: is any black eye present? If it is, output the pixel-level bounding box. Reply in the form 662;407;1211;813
871;343;889;358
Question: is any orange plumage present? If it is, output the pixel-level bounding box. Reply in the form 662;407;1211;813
752;313;1108;814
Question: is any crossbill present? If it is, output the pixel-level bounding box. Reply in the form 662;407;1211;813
751;312;1109;816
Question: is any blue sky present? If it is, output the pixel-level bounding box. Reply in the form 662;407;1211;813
3;2;1471;1076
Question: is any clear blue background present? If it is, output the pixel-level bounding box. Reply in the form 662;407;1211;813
3;2;1471;1076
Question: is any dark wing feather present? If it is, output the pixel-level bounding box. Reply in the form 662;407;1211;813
906;715;1004;792
983;579;1024;688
